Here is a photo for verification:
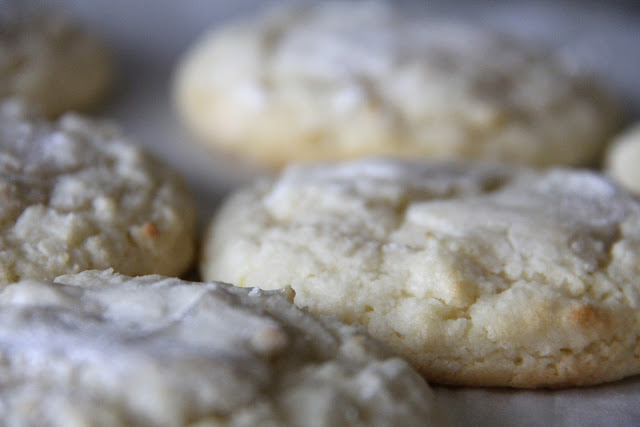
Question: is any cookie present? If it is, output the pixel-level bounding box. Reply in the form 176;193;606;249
174;1;619;168
0;12;113;117
0;269;437;426
0;99;196;283
605;123;640;196
201;159;640;388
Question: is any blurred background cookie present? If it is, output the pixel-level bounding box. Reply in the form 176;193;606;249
0;11;113;117
605;123;640;196
0;269;438;425
173;1;620;169
201;159;640;388
0;100;195;283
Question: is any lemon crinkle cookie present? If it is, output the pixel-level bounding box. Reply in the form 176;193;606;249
0;100;196;283
174;1;619;168
201;158;640;388
0;269;438;426
0;12;113;117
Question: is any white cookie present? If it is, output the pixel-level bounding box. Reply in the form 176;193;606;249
0;100;196;283
0;269;437;426
201;159;640;388
605;123;640;196
174;1;619;168
0;12;113;117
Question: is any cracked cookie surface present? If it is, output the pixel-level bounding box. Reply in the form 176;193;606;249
174;1;619;168
0;269;437;426
0;100;196;283
201;159;640;387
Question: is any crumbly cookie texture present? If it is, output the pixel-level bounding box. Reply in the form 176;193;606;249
605;123;640;196
174;1;619;168
0;12;113;117
0;100;196;283
201;159;640;388
0;269;437;426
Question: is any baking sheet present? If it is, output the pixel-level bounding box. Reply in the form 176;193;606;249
42;1;640;425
